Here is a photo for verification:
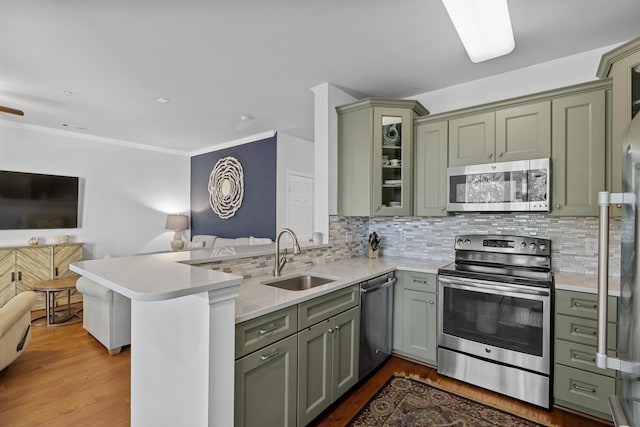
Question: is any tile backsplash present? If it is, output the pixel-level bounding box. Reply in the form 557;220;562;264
199;213;620;278
364;213;620;276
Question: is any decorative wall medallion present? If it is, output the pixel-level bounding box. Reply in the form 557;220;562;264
208;156;244;219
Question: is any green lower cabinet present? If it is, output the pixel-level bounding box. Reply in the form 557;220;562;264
554;364;616;420
392;271;437;365
234;333;298;427
553;289;618;421
298;306;359;426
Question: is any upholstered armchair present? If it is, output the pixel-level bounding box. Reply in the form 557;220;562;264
0;291;38;371
76;277;131;355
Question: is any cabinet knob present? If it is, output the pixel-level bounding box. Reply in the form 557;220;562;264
498;152;503;157
429;300;434;305
328;328;334;334
441;207;445;211
376;206;381;211
334;325;340;331
556;204;561;209
488;153;493;158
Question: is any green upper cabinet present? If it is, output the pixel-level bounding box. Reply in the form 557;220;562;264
337;98;429;217
551;89;607;216
448;101;551;167
597;37;640;217
414;120;448;216
448;111;495;166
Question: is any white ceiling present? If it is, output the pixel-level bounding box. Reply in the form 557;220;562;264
1;0;639;153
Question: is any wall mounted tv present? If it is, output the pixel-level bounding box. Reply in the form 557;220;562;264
0;170;79;230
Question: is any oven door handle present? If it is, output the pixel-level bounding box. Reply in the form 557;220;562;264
438;275;550;297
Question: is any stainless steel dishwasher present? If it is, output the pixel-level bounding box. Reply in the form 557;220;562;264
358;271;395;381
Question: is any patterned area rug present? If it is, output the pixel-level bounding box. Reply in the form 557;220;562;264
348;374;547;427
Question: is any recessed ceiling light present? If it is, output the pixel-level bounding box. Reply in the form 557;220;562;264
240;114;254;121
61;123;87;131
63;90;73;96
156;98;170;104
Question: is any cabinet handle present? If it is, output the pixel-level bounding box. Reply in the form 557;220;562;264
54;267;59;277
18;271;22;281
573;327;597;336
574;301;597;309
572;383;596;394
498;152;503;157
258;323;278;335
413;279;428;284
572;353;596;363
11;272;15;282
259;348;279;361
488;153;493;158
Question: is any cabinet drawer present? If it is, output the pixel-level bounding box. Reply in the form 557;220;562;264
555;314;616;350
299;285;359;330
235;305;298;359
554;363;615;418
555;290;617;322
555;340;617;377
403;271;437;293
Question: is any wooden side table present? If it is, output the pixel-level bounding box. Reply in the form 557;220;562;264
32;276;83;326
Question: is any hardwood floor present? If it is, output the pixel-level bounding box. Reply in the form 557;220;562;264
1;317;612;427
312;356;613;427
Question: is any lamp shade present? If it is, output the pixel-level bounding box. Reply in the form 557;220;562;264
165;214;189;231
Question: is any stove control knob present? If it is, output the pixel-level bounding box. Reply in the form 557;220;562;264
464;239;471;245
539;243;547;250
521;241;527;248
529;242;537;250
457;239;463;246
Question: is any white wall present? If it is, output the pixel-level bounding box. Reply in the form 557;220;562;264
311;83;356;243
410;42;623;114
276;132;314;234
0;121;190;259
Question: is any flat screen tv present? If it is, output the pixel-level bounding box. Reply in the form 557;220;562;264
0;170;79;230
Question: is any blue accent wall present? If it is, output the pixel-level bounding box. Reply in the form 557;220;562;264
190;135;277;239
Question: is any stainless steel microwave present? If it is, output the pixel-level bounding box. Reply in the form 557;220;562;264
447;158;550;212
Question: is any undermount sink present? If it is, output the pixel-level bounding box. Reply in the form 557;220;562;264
262;273;337;291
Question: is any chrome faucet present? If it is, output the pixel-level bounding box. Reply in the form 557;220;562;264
274;228;302;277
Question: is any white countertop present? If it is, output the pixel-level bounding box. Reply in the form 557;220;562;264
71;245;620;320
554;271;620;297
235;257;444;323
71;250;243;301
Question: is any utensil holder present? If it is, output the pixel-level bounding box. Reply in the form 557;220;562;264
366;243;378;259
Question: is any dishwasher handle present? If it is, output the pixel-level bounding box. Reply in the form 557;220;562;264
361;277;396;294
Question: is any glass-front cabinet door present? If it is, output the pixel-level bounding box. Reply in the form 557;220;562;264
372;107;413;216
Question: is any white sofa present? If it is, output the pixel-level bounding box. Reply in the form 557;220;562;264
76;277;131;355
0;291;38;371
190;235;272;249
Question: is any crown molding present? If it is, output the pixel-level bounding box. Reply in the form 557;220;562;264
0;118;189;156
188;130;277;157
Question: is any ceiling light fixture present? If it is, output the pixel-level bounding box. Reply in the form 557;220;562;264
442;0;515;63
156;97;170;104
239;114;254;121
63;90;73;96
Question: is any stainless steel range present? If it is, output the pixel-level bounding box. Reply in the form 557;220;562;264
437;234;553;408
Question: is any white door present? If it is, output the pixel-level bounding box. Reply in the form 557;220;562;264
287;172;314;242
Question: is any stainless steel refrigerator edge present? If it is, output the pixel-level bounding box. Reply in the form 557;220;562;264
359;272;395;381
597;113;640;427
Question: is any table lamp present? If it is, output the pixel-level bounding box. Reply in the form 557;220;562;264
165;214;189;251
